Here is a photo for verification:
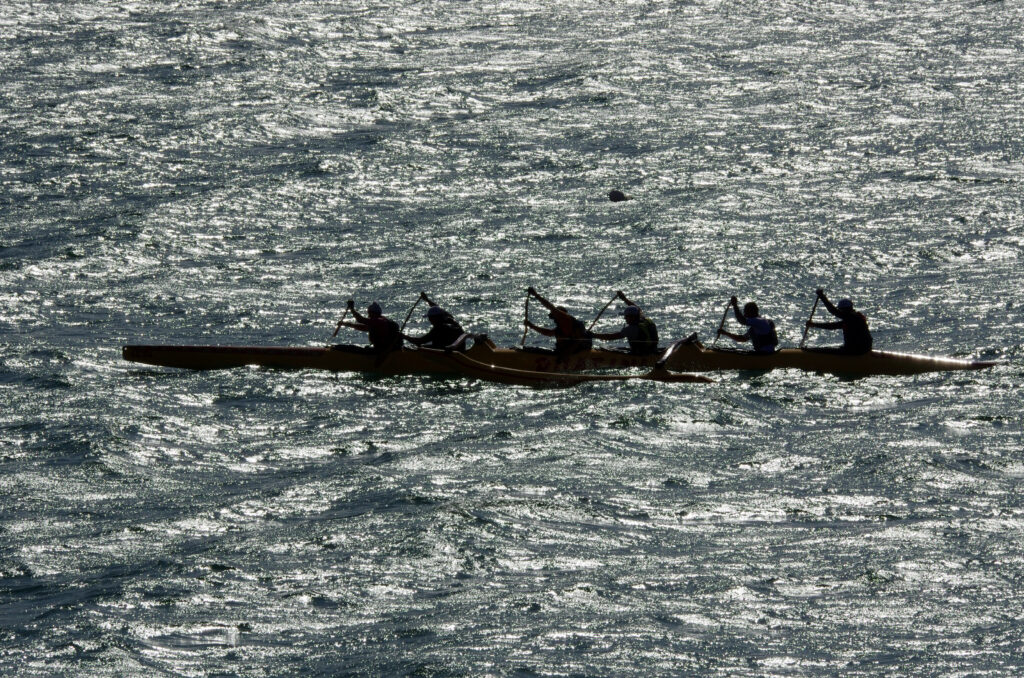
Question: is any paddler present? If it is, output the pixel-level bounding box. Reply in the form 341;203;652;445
338;300;402;354
590;290;660;355
717;297;779;354
402;292;467;350
805;289;873;354
524;287;594;358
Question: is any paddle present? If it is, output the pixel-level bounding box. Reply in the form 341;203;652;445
331;307;350;338
587;291;621;331
799;295;820;349
399;295;422;334
520;290;530;347
710;298;731;348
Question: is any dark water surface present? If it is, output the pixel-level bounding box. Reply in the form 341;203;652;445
2;1;1023;675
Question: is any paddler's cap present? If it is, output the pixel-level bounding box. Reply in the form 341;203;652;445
622;305;640;318
549;305;568;319
367;302;383;316
424;305;445;318
837;298;854;311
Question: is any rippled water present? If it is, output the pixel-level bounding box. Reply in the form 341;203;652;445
2;1;1023;675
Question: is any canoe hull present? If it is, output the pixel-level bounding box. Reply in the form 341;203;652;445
122;340;997;376
122;344;472;374
121;342;660;373
663;344;997;375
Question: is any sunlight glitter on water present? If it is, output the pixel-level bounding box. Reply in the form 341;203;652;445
3;0;1023;675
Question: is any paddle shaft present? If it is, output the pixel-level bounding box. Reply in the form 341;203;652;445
520;293;530;347
399;296;422;334
799;296;820;349
331;308;349;337
587;293;620;331
711;299;731;347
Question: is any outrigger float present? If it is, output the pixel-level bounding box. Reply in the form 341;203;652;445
122;334;996;381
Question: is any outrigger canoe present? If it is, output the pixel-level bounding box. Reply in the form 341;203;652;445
122;335;997;377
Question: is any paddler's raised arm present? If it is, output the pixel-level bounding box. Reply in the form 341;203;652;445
616;290;640;309
527;286;559;314
339;300;369;331
816;288;840;316
729;295;745;323
528;287;577;328
420;291;438;307
346;299;369;325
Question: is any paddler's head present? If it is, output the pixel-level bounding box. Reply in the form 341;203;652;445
837;298;854;316
622;305;641;325
367;302;383;318
742;302;759;318
425;305;446;324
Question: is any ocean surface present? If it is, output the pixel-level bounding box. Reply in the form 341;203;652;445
2;1;1023;675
